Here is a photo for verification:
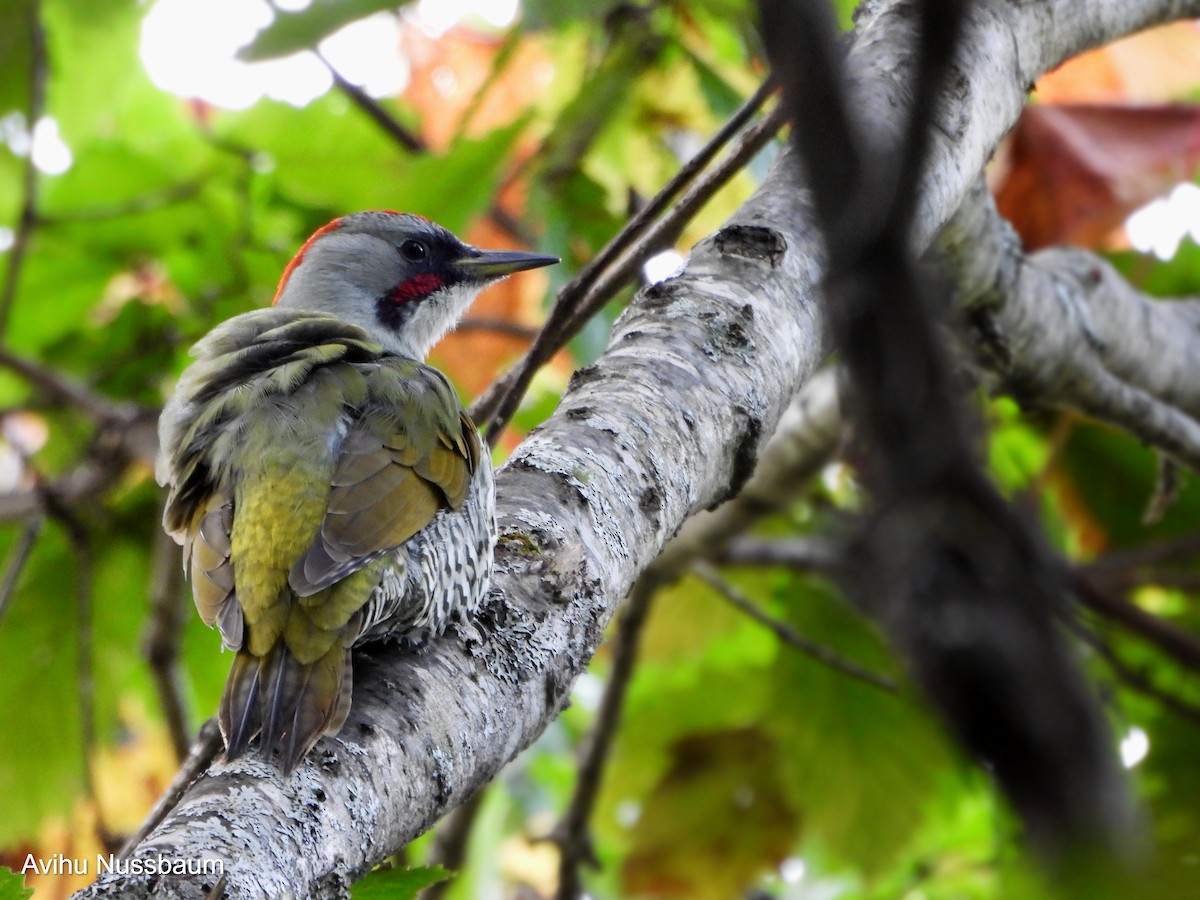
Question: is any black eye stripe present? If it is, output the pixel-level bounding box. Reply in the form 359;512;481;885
399;240;427;262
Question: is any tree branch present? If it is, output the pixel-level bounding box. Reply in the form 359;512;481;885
694;562;898;692
1078;628;1200;729
553;579;655;900
472;83;782;437
716;534;845;572
0;8;46;340
938;180;1200;470
144;517;192;764
75;0;1200;895
0;515;42;623
762;0;1128;860
0;345;135;422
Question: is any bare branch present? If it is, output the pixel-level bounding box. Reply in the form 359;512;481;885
0;403;158;526
472;82;782;437
716;535;843;573
1080;629;1200;729
0;8;46;339
939;181;1200;470
0;345;134;422
0;515;42;623
1072;572;1200;673
316;49;427;154
456;316;540;340
144;518;191;764
554;579;655;899
694;562;897;692
74;0;1200;895
116;721;223;861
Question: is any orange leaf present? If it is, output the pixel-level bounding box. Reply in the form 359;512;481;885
1036;21;1200;104
993;104;1200;250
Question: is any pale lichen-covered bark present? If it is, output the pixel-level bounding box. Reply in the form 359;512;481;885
940;181;1200;470
76;0;1200;897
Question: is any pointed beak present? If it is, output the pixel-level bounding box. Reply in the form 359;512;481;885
457;248;560;279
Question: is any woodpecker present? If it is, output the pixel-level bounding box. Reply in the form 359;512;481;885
157;211;557;772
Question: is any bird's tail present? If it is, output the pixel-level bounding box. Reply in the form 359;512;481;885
219;643;353;773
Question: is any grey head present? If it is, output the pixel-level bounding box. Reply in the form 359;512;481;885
273;210;558;359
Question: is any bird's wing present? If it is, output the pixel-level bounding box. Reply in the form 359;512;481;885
158;308;384;651
288;361;481;596
188;497;243;650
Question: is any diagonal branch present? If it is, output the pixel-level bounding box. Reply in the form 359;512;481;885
694;562;898;692
762;0;1132;860
0;7;47;340
144;520;192;763
939;180;1200;470
472;82;782;436
553;579;655;900
74;0;1200;896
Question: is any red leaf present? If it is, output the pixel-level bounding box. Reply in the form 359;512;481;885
993;104;1200;250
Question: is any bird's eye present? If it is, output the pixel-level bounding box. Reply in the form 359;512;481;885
399;240;427;262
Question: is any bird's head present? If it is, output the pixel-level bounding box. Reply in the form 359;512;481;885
273;210;558;359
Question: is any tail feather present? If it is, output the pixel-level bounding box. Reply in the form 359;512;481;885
220;651;263;760
257;646;291;759
218;644;352;773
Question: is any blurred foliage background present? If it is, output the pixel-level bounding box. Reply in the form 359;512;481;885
0;0;1199;898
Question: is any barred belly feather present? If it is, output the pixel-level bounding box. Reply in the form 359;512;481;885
360;460;495;643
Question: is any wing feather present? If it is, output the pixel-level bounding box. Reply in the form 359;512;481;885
288;365;481;596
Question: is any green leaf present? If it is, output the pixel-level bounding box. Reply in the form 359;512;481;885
0;526;85;845
388;122;525;235
522;0;624;30
5;234;117;353
1059;420;1200;550
221;96;523;234
350;864;452;899
763;575;949;874
42;0;152;146
0;1;36;118
0;867;33;900
239;0;411;62
0;486;161;847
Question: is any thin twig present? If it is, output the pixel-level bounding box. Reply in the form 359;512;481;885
39;180;203;224
555;579;657;900
1073;571;1200;673
559;106;786;343
693;562;897;693
0;344;130;419
716;535;844;574
0;515;42;623
1089;568;1200;593
316;49;427;153
455;316;540;340
474;90;784;441
0;9;47;339
145;518;191;764
45;495;120;851
1084;531;1200;581
1079;629;1200;728
422;789;486;900
118;719;223;860
313;48;533;245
